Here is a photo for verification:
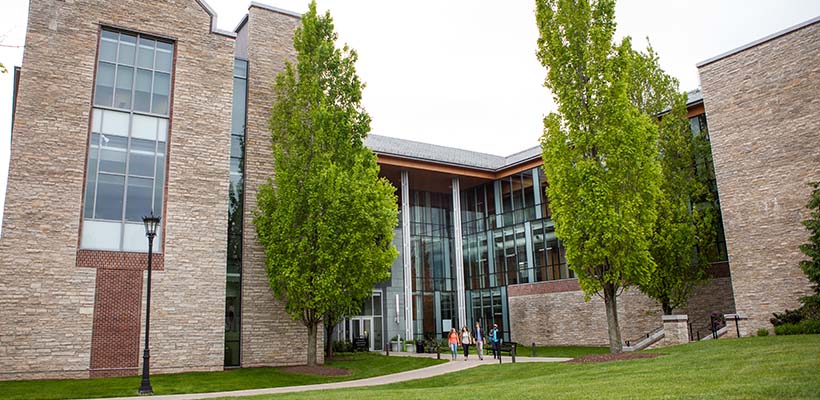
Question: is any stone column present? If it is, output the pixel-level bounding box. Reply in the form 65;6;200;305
662;315;690;346
723;313;750;338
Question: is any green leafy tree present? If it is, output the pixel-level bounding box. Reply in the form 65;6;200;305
254;1;398;367
535;0;662;353
800;182;820;303
627;46;717;315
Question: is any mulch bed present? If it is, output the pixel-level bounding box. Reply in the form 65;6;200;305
565;353;662;363
279;365;351;376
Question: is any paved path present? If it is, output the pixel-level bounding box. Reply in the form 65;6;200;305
91;353;569;400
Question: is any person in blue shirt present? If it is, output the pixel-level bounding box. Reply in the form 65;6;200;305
490;323;500;360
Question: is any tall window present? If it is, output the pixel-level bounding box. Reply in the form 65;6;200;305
81;28;173;252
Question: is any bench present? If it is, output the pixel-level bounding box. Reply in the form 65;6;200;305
485;341;517;363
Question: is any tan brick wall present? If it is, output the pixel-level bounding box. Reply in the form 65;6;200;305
679;270;736;339
508;280;662;346
0;0;234;379
240;6;324;366
698;21;820;334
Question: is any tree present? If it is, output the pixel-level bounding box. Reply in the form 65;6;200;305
800;182;820;304
535;0;662;353
627;46;717;315
254;1;399;367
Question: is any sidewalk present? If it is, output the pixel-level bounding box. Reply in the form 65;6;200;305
91;353;569;400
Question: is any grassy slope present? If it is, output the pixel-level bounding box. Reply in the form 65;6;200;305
250;335;820;400
0;353;444;400
514;345;608;358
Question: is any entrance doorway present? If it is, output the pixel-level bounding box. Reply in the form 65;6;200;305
350;317;373;351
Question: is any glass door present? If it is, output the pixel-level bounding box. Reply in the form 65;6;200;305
350;317;373;351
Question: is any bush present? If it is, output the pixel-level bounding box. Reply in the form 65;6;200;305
756;328;769;337
774;320;820;336
332;340;353;353
405;339;415;344
771;308;804;326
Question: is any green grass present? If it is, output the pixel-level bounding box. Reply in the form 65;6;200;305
513;345;608;358
0;352;444;400
242;335;820;400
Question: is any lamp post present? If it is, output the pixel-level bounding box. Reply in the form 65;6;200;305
139;211;161;395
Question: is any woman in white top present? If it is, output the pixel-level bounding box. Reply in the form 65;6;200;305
460;326;471;360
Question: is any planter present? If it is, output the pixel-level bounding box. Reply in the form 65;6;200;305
390;341;401;352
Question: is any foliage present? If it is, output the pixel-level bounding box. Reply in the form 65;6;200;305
627;46;716;315
332;340;354;353
535;0;662;352
774;320;820;336
771;308;806;327
254;1;399;366
0;62;7;74
800;182;820;302
756;328;770;337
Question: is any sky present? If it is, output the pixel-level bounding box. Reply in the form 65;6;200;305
1;0;819;226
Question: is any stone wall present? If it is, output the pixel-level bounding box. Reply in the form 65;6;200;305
698;20;820;334
508;280;662;346
0;0;234;380
240;5;325;366
678;263;736;340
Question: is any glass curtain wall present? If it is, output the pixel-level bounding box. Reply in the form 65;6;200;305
224;59;247;367
690;114;728;262
409;190;457;340
461;167;569;340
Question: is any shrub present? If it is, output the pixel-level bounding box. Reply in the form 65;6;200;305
774;320;820;336
405;339;415;344
756;328;769;337
332;340;353;353
771;308;804;326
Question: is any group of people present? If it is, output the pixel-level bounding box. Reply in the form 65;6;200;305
447;322;501;361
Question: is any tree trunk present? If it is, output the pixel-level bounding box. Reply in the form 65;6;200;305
603;281;623;353
307;321;318;366
324;321;335;360
662;302;673;315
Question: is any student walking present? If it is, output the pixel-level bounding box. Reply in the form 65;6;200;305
461;326;472;360
473;321;484;360
448;328;459;360
490;323;500;360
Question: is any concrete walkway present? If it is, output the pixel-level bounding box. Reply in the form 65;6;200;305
92;353;570;400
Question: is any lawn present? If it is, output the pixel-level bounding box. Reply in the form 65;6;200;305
0;352;444;400
513;344;608;358
243;335;820;400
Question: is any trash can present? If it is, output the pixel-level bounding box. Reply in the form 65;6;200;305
416;340;425;354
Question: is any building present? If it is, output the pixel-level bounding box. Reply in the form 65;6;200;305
1;0;816;381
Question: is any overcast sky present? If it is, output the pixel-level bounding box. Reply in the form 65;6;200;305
1;0;819;225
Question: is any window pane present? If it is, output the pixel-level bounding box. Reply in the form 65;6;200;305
234;60;247;78
101;30;118;41
94;62;115;107
99;38;117;63
99;135;128;174
100;110;129;137
152;72;170;115
134;69;152;113
156;41;172;52
230;135;243;158
137;38;155;69
114;65;133;109
118;41;136;65
84;133;99;219
125;177;154;222
155;49;172;72
231;78;247;134
132;114;158;140
81;220;121;250
128;138;156;177
95;173;125;220
154;152;165;215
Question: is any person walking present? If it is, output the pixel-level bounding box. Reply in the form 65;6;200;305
490;323;500;360
448;328;459;360
461;326;472;361
473;321;484;360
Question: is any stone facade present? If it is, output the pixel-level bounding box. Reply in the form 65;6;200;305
508;280;663;346
698;19;820;334
239;5;324;367
678;263;736;340
0;0;274;380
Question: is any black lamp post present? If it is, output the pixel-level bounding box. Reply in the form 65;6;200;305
139;211;161;395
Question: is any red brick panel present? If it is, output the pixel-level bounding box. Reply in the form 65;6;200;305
77;250;164;270
89;269;143;378
508;279;581;297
